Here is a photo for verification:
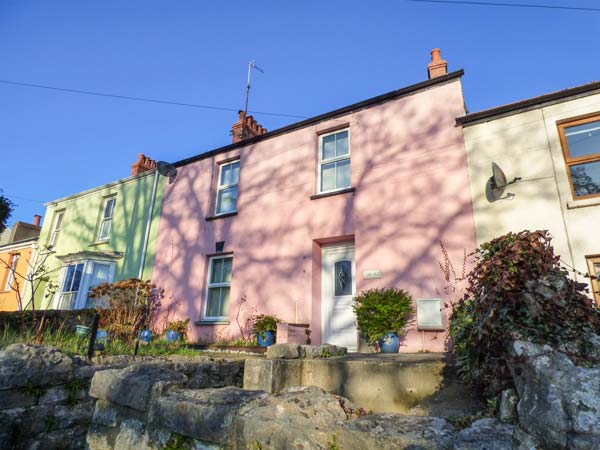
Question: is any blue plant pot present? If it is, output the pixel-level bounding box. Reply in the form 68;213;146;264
75;325;90;338
379;333;400;353
140;330;152;343
166;330;181;343
257;331;275;347
96;329;108;344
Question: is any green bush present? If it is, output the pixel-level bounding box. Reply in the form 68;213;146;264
251;314;281;340
352;288;414;343
450;230;600;394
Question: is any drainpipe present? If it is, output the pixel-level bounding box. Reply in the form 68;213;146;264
138;169;160;280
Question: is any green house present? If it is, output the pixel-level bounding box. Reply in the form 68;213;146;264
37;154;166;310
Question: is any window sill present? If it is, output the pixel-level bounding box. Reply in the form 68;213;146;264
567;197;600;210
89;240;109;247
205;212;238;221
194;319;230;326
310;187;355;200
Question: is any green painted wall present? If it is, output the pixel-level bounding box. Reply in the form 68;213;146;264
36;171;165;308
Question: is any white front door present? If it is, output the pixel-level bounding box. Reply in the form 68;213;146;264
322;244;357;352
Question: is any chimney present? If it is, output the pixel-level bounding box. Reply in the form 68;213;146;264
231;110;268;143
131;153;157;176
33;215;41;227
428;48;448;79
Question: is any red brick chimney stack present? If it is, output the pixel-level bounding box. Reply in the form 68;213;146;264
131;153;157;176
427;48;448;79
231;110;268;143
33;215;41;227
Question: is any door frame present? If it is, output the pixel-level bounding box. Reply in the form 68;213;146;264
321;242;357;350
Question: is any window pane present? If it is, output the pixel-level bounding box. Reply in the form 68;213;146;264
335;131;349;157
206;287;222;317
99;219;112;240
210;258;224;283
63;265;75;292
570;161;600;197
565;121;600;158
72;264;84;292
321;162;336;192
216;186;238;214
221;257;232;282
220;162;240;186
334;260;352;296
55;213;63;229
103;199;114;218
322;135;336;160
220;286;230;316
336;159;351;189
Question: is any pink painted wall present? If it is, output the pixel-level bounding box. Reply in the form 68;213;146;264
152;78;477;352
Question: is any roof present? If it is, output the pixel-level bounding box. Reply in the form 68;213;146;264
457;80;600;126
0;237;38;253
174;70;465;168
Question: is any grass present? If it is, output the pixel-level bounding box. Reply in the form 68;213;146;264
198;338;260;348
0;324;206;358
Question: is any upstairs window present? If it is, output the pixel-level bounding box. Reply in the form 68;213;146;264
215;160;240;215
205;255;232;319
49;211;64;247
97;197;116;241
587;255;600;307
318;129;351;193
558;115;600;199
3;253;20;291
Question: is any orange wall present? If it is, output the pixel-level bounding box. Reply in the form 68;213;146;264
0;245;34;311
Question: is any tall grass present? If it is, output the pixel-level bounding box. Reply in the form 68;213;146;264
0;324;202;357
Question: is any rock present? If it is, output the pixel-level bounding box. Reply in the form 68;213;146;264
266;343;300;359
89;364;187;412
584;332;600;362
243;358;302;393
233;385;360;449
39;386;69;405
512;426;540;450
152;386;267;445
508;340;600;449
453;418;514;450
302;344;347;359
340;413;455;450
0;344;75;389
499;388;518;423
186;360;244;389
0;389;37;410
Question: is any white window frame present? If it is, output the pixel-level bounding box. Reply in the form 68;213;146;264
53;259;116;310
4;253;20;291
97;197;116;242
317;128;351;194
204;255;233;320
49;211;64;248
214;160;240;216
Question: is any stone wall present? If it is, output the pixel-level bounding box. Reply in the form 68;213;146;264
0;344;244;450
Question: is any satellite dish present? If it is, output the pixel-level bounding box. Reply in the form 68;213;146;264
490;162;508;189
156;161;177;178
486;162;521;202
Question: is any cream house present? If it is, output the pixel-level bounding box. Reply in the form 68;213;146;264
459;81;600;305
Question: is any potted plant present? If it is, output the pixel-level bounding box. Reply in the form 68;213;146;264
353;288;414;353
165;319;190;343
252;314;281;347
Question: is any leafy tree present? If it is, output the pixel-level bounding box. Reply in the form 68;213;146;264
0;192;14;234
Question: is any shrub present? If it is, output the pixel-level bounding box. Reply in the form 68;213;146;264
251;314;281;339
89;279;164;343
449;230;600;394
352;288;414;343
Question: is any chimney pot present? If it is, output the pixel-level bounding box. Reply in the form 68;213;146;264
231;112;267;143
33;215;41;227
131;153;157;176
427;48;448;79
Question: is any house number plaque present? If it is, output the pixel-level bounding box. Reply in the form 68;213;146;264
363;270;382;279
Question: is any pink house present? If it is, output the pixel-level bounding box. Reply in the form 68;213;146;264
152;50;476;352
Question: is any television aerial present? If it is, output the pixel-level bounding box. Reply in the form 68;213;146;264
487;162;521;202
156;161;177;178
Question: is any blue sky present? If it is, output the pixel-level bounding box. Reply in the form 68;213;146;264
1;0;599;226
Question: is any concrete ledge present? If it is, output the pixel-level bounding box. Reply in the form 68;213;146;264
243;353;445;413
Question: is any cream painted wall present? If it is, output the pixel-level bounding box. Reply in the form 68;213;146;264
463;89;600;296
